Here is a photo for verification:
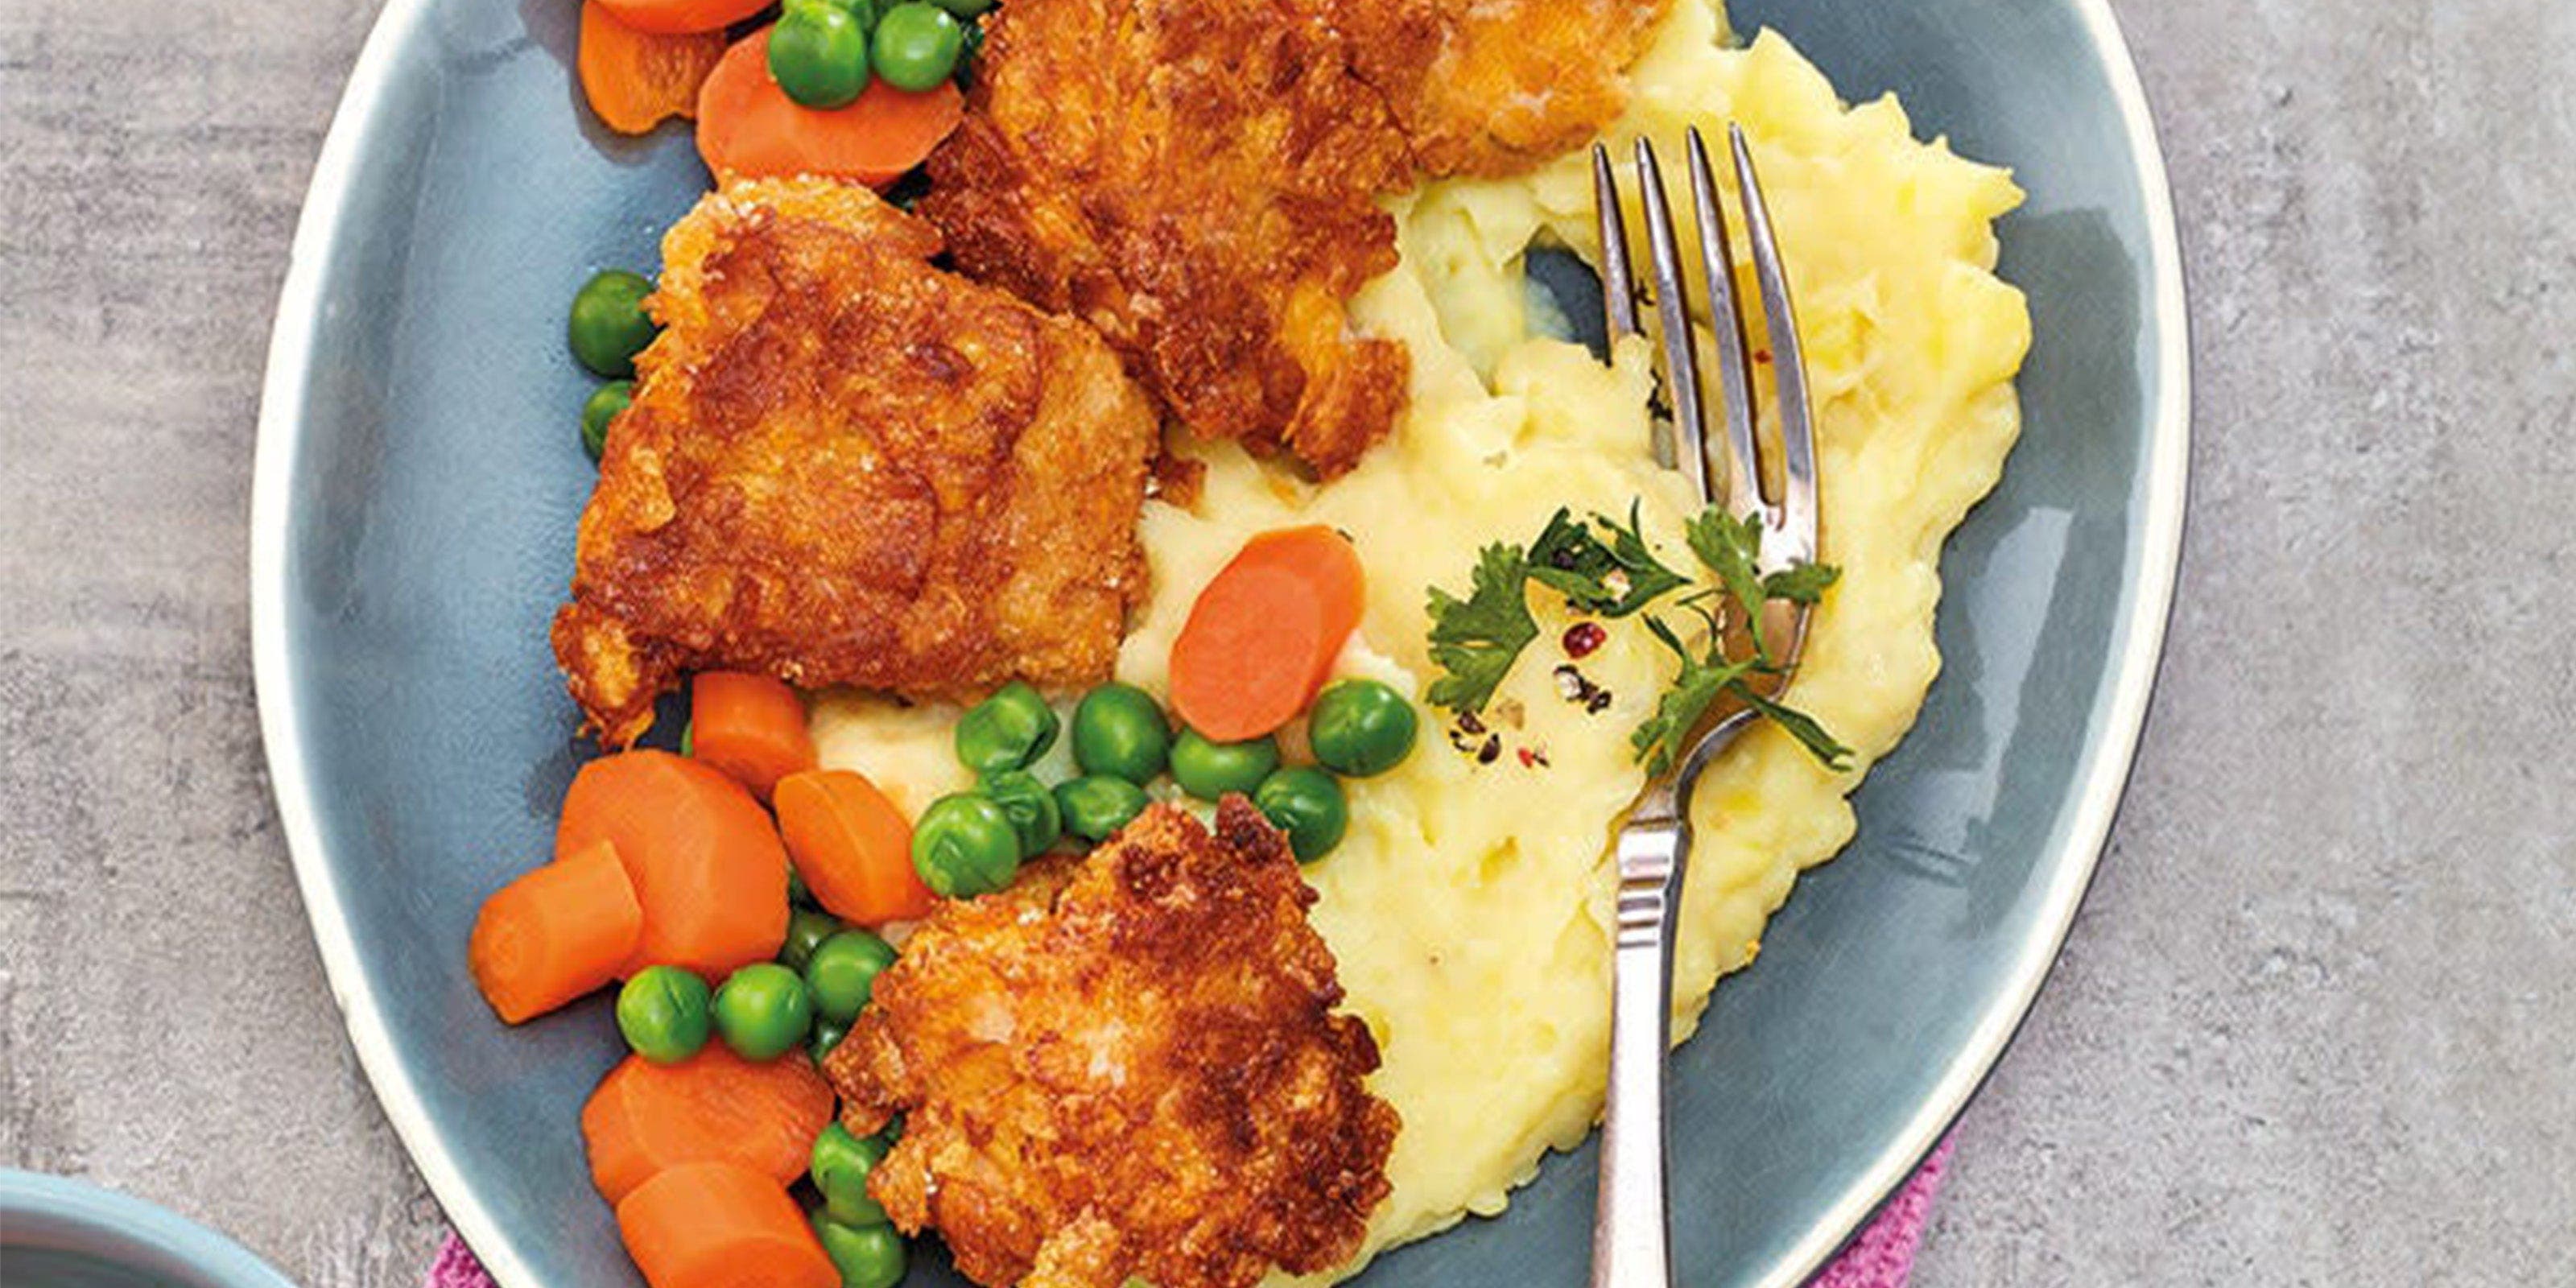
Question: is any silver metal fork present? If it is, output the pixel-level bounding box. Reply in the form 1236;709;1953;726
1587;124;1821;1288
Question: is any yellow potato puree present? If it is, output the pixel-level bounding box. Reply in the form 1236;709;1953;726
810;0;2030;1275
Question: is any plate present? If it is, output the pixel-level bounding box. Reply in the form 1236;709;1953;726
0;1170;303;1288
249;0;2187;1283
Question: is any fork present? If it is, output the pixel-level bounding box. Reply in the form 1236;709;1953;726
1587;124;1821;1288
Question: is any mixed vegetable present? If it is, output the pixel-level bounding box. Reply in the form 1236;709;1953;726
563;0;991;460
471;522;1417;1288
566;266;664;458
526;4;1456;1280
572;0;980;181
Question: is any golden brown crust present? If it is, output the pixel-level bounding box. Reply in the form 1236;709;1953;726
923;0;1414;479
551;178;1161;745
922;0;1668;479
825;799;1398;1288
1330;0;1677;177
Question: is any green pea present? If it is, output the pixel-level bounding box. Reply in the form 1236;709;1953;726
954;681;1058;774
779;906;840;972
811;1016;849;1063
1253;767;1348;863
678;719;693;758
1071;683;1170;782
928;0;992;16
616;966;712;1065
810;1212;906;1288
1306;679;1418;777
979;769;1062;857
809;1124;892;1227
712;963;814;1061
1053;775;1150;843
1169;729;1280;801
910;793;1022;897
580;380;631;462
828;0;885;26
955;19;985;85
870;2;963;91
787;864;816;909
568;269;658;379
768;0;872;109
805;930;896;1025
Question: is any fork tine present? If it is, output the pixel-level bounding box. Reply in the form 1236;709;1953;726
1686;127;1763;520
1633;138;1713;500
1730;124;1817;567
1591;144;1642;344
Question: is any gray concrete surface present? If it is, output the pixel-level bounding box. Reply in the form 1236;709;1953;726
2;0;2569;1283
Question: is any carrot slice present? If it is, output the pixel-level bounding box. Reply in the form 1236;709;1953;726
596;0;774;35
1168;526;1368;741
579;1;725;137
582;1046;838;1204
558;750;790;978
696;29;965;187
690;672;816;803
774;770;935;927
616;1162;837;1288
467;838;642;1024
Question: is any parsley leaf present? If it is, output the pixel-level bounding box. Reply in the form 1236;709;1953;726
1631;613;1754;775
1424;542;1538;715
1528;503;1690;617
1686;507;1772;658
1763;562;1840;605
1727;679;1855;770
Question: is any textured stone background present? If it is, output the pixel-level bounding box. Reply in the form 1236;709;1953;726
2;0;2569;1284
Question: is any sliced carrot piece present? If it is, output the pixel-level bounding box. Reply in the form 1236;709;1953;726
774;770;934;927
579;0;725;137
1168;526;1368;741
596;0;774;35
690;672;816;803
558;749;790;978
467;838;642;1024
696;29;964;187
582;1046;838;1204
616;1162;837;1288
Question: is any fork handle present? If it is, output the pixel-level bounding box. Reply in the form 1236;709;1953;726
1592;818;1687;1288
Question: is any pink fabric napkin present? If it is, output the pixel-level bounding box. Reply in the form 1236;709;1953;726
423;1137;1951;1288
1810;1137;1954;1288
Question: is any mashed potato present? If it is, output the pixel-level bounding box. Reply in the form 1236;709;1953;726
811;0;2029;1274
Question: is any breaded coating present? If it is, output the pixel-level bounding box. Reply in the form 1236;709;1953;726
922;0;1670;477
922;0;1414;479
552;178;1160;745
824;799;1398;1288
1332;0;1678;177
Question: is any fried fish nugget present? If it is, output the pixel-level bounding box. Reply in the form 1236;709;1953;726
552;177;1159;745
922;0;1672;478
923;0;1414;479
1331;0;1678;177
825;799;1398;1288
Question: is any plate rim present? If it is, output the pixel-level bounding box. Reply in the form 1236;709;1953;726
246;2;2190;1283
1744;5;2193;1278
0;1169;305;1288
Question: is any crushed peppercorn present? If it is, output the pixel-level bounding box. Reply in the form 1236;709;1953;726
1552;663;1613;714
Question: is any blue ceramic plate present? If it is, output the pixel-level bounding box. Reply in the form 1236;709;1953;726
0;1171;302;1288
251;1;2186;1283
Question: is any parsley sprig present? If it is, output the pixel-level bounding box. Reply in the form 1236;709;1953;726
1423;504;1852;774
1529;502;1689;617
1424;543;1540;715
